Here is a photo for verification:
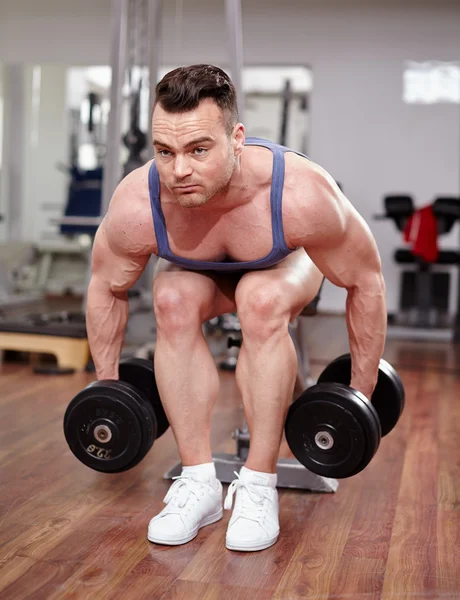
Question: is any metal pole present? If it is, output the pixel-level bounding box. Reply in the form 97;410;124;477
453;74;460;341
136;0;163;292
225;0;245;123
83;0;128;312
279;79;292;146
146;0;163;158
4;65;26;242
101;0;129;215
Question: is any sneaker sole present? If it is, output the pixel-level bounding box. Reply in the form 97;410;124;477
147;507;223;546
226;531;280;552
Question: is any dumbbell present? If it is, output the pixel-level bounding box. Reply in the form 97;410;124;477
285;353;405;479
63;357;169;473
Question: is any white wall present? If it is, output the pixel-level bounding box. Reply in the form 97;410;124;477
0;0;459;312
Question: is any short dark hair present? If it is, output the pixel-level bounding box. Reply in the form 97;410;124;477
154;64;239;135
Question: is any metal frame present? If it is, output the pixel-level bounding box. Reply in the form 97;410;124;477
146;0;163;156
225;0;245;122
101;0;130;215
3;65;26;242
164;453;338;493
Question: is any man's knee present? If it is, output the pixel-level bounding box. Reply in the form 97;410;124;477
236;278;290;339
154;278;205;331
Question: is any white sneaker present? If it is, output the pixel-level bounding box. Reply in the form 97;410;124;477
224;469;280;552
147;474;223;545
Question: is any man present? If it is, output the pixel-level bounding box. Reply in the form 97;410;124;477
87;65;386;552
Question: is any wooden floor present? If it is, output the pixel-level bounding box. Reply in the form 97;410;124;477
1;315;459;599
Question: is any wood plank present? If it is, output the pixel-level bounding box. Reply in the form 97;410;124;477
0;558;78;600
160;580;275;600
273;481;360;598
328;557;386;600
43;507;173;600
324;370;416;599
381;368;440;599
437;373;460;511
0;372;92;468
0;556;36;595
436;372;460;597
0;470;141;564
106;574;176;600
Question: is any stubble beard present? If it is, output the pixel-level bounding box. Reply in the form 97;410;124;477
177;153;236;209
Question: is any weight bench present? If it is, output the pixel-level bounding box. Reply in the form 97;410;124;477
164;280;339;493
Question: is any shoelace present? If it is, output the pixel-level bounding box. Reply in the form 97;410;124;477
224;471;270;522
163;475;210;510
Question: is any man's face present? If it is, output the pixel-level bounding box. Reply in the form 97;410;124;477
152;98;241;208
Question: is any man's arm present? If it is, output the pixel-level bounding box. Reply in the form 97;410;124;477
291;165;386;399
86;173;154;381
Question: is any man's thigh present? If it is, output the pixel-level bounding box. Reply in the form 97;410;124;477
235;248;324;320
153;258;240;322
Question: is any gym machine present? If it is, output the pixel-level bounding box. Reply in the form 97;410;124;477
376;195;460;337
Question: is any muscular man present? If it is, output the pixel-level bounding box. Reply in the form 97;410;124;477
87;65;386;552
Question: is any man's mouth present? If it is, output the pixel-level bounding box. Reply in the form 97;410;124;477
174;185;199;191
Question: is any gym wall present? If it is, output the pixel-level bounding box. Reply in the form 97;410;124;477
0;0;459;314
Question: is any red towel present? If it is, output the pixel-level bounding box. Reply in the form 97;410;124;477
403;205;439;263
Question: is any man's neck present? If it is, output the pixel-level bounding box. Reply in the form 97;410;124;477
202;153;252;213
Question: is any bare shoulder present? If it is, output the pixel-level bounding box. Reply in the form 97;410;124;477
283;152;351;247
103;161;157;256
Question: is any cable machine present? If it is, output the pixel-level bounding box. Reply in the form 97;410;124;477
102;0;246;213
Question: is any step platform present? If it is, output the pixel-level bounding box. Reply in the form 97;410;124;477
0;312;89;371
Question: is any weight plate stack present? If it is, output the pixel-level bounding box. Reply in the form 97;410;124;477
64;379;155;473
285;383;381;478
119;357;170;439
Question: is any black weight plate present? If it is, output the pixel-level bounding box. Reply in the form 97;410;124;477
317;354;404;437
285;383;380;479
64;380;153;473
372;358;405;436
119;357;169;439
64;382;141;472
115;379;156;451
103;380;155;471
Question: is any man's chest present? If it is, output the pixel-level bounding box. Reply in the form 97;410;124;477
160;189;298;262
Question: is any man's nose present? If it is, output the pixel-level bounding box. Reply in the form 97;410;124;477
174;154;193;179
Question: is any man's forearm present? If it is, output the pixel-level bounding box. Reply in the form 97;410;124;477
86;277;129;380
345;273;386;399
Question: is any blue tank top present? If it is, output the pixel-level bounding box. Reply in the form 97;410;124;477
148;137;307;272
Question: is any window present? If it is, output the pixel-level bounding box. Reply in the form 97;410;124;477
403;61;460;104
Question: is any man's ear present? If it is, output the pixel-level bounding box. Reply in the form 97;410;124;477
232;123;245;156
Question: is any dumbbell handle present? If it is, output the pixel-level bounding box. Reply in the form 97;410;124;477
316;354;405;438
228;336;242;349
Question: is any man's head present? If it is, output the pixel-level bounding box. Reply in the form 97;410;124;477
152;65;244;208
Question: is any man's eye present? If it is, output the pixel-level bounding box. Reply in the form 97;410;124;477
158;149;171;157
193;147;207;155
